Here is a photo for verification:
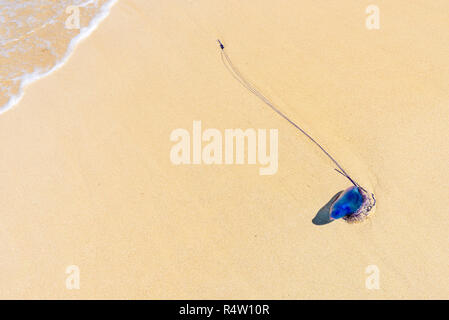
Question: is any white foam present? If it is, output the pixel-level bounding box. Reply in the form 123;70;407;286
0;0;119;114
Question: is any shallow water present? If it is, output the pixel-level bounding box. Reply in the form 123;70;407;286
0;0;117;113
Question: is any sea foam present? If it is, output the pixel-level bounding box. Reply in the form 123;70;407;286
0;0;118;114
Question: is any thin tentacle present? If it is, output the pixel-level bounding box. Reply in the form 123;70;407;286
217;39;360;187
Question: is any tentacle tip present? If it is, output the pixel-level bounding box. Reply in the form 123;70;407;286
217;39;224;50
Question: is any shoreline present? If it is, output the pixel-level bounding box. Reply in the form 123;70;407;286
0;0;119;114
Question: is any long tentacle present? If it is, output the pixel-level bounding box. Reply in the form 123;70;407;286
217;39;360;187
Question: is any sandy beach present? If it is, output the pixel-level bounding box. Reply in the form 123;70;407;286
0;0;448;299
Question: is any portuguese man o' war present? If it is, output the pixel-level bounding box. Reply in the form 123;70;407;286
329;185;376;223
217;39;376;223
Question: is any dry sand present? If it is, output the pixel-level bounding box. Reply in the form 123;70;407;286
0;0;448;299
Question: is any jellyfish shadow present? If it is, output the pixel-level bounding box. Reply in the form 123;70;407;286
312;191;343;225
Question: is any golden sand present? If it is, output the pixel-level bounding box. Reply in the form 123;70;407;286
0;0;448;299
